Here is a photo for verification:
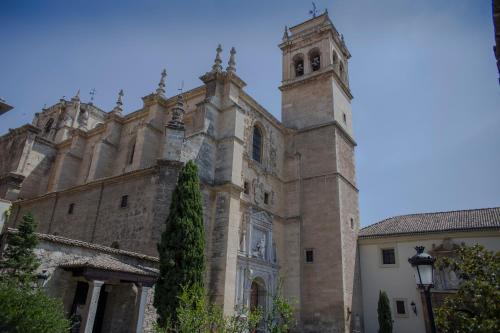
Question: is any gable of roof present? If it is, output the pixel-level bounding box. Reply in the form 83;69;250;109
359;207;500;239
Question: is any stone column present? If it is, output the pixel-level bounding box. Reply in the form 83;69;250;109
81;280;104;333
135;285;151;333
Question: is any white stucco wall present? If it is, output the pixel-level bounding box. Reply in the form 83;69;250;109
359;231;500;333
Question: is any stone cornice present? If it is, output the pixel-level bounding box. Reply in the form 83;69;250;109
295;120;357;147
15;166;159;205
358;229;500;244
0;124;41;142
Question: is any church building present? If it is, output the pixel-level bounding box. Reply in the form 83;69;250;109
0;12;362;333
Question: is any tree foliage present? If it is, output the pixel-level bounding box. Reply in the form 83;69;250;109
264;281;296;333
0;213;70;333
0;280;70;333
377;290;392;333
435;244;500;333
154;161;206;327
154;284;262;333
0;213;40;284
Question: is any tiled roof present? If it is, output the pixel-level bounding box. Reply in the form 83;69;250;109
60;255;158;277
6;228;158;263
359;207;500;239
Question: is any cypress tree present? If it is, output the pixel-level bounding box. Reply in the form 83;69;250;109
0;213;40;284
377;290;393;333
154;160;206;327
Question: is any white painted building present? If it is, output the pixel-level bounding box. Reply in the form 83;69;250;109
358;207;500;333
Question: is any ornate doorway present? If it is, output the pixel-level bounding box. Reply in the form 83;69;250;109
250;279;266;311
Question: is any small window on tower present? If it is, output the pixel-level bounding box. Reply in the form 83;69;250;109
68;203;75;215
120;195;129;208
264;192;269;205
243;181;250;195
305;249;314;263
343;113;347;124
350;218;354;229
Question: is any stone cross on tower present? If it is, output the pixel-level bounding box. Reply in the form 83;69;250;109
89;88;97;105
309;2;318;18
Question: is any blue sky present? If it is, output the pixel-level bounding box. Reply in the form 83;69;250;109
1;0;499;226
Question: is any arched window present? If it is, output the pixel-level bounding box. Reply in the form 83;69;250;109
309;49;321;72
332;50;338;65
293;54;304;77
252;126;263;163
44;118;54;134
128;139;136;165
339;62;345;80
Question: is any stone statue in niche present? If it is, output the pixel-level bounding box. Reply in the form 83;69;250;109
239;214;248;252
252;231;266;259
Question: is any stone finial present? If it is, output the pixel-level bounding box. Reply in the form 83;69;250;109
168;94;185;129
111;89;124;115
72;89;80;101
212;44;223;73
226;47;236;73
282;26;289;40
156;69;167;96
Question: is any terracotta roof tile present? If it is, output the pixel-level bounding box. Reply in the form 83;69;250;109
60;255;158;277
359;207;500;239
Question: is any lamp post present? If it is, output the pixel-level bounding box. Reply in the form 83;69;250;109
408;246;436;333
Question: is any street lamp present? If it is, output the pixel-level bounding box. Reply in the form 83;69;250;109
408;246;436;333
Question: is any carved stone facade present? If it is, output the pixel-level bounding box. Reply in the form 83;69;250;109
0;12;361;333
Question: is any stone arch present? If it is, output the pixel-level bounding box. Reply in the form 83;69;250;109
339;61;346;80
127;136;136;165
308;47;321;72
44;118;54;134
250;277;267;311
292;53;305;77
252;123;264;163
332;49;339;65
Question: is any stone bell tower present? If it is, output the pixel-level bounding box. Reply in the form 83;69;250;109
280;12;362;333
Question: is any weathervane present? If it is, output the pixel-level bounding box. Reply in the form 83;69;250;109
89;88;97;104
309;2;318;18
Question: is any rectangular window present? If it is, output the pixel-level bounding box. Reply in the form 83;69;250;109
305;249;314;263
120;195;128;208
244;181;250;195
68;203;75;215
382;248;396;265
396;300;406;315
264;192;269;205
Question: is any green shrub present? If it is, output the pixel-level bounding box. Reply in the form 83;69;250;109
0;280;70;333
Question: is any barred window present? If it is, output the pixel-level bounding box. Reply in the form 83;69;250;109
252;126;263;163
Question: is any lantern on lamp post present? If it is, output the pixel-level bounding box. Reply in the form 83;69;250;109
408;246;436;333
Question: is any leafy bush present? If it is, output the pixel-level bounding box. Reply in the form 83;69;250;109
0;279;70;333
0;213;70;333
435;244;500;333
154;284;261;333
